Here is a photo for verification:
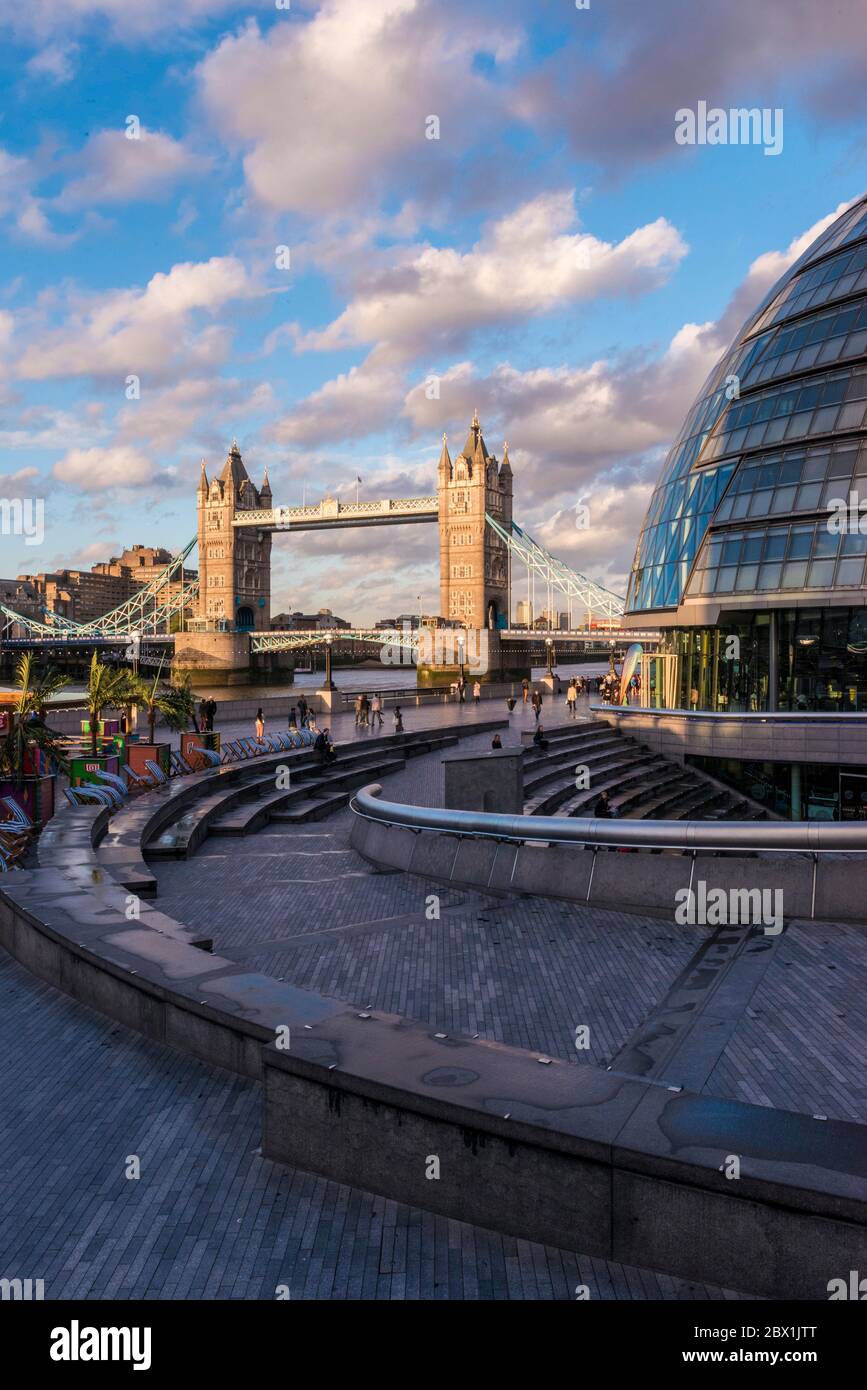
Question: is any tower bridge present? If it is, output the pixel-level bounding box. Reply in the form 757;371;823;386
2;414;653;684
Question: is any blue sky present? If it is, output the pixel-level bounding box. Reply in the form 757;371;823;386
0;0;865;624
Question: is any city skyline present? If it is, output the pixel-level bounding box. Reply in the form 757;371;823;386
1;1;866;627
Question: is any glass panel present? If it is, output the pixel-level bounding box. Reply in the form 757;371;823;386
757;563;782;588
786;528;814;559
806;559;836;587
836;557;865;585
781;561;808;587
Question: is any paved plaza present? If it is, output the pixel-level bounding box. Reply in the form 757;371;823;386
2;696;865;1299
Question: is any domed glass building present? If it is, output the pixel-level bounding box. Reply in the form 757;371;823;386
625;193;867;817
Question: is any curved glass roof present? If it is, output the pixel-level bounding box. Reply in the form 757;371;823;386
627;192;867;614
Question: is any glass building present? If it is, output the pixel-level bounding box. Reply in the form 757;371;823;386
625;193;867;818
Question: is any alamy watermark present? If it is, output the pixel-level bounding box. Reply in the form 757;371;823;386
0;497;44;546
675;880;783;934
675;103;783;157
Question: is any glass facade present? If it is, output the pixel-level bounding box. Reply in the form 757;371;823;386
627;192;867;616
649;608;867;713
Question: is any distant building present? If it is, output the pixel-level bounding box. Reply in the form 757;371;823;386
16;543;197;627
271;608;350;631
515;600;532;627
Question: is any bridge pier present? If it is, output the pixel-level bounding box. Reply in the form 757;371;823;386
172;630;294;687
415;630;530;688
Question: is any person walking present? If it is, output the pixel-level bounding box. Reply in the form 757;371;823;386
288;705;297;729
199;699;208;734
458;678;466;703
566;680;577;716
371;692;384;728
297;695;308;729
472;680;481;704
393;705;404;734
255;708;265;742
207;698;217;731
360;694;371;727
531;689;543;721
522;677;530;703
354;694;364;728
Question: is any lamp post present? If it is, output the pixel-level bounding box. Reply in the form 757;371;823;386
323;633;336;690
545;635;554;676
457;633;466;686
417;594;422;630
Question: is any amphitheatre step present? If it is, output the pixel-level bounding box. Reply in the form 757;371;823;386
208;757;406;836
525;753;665;814
144;736;450;858
269;792;350;823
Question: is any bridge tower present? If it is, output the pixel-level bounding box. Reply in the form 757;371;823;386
196;442;272;632
437;413;512;629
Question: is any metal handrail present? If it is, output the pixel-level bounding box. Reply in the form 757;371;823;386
592;703;867;722
350;783;867;853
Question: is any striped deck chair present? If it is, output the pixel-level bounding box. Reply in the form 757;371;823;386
94;770;129;800
144;759;170;786
195;747;221;766
64;784;116;808
1;797;32;832
119;763;152;791
170;750;194;776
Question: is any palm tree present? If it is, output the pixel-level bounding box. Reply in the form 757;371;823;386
86;651;133;757
128;668;197;744
0;651;71;786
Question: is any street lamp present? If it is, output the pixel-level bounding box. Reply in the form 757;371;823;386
545;635;554;676
457;633;466;686
417;594;422;630
323;632;336;690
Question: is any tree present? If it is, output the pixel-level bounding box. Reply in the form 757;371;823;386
85;651;133;757
128;668;196;744
0;652;71;787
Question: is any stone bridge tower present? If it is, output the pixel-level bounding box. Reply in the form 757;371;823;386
196;442;272;632
438;413;512;629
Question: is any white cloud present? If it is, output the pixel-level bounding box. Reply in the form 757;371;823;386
196;2;521;216
298;194;687;359
57;128;205;209
24;43;78;83
270;350;406;447
17;256;257;383
52;444;158;491
1;0;240;43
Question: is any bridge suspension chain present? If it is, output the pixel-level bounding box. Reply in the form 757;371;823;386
485;514;625;623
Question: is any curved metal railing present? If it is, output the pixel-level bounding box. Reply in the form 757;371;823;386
350;783;867;854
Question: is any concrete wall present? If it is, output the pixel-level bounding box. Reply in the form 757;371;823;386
599;707;867;769
443;747;524;814
350;815;867;923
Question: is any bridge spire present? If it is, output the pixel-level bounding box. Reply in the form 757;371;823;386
437;432;452;476
198;459;208;493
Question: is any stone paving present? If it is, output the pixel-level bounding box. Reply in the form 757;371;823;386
704;919;867;1123
0;949;744;1300
3;698;863;1298
155;716;867;1119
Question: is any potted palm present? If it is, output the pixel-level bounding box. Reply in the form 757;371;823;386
0;651;70;826
69;652;133;790
126;667;197;778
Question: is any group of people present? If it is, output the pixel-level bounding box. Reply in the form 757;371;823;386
450;678;483;703
352;692;404;732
